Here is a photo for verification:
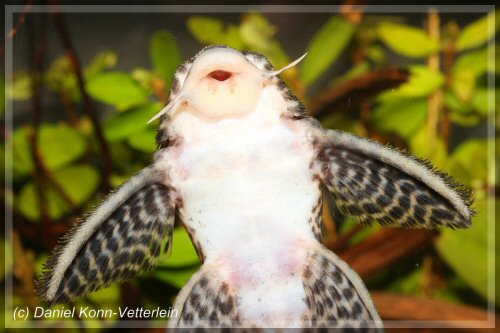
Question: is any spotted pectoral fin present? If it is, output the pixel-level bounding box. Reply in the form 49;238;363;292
38;166;176;306
169;266;240;328
314;129;474;229
302;245;383;330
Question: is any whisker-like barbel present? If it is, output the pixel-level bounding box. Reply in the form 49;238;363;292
263;52;308;78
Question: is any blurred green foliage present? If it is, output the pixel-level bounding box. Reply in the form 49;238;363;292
301;16;356;85
5;9;497;329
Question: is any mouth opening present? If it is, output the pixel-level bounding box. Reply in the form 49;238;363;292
208;70;232;82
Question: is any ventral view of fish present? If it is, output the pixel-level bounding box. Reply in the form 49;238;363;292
39;46;473;329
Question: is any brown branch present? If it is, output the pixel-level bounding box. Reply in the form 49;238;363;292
42;163;77;210
59;91;79;127
340;0;365;25
309;69;410;119
51;7;112;193
15;214;70;251
337;228;438;279
151;77;168;104
327;223;365;253
27;13;76;218
372;292;491;323
7;0;34;39
28;13;50;227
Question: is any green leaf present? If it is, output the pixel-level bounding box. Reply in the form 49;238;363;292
150;30;181;89
17;164;100;221
377;22;440;57
387;268;424;296
150;226;201;288
86;72;149;111
45;55;80;101
34;254;48;276
452;48;491;102
104;103;161;141
472;88;496;115
301;16;356;86
87;283;120;305
110;173;132;188
152;266;199;289
239;13;276;51
10;128;32;177
128;129;157;153
456;11;500;51
84;51;117;78
365;45;386;65
409;124;448;169
10;124;87;178
371;98;428;138
239;13;290;70
454;48;490;75
132;68;154;90
378;66;444;101
448;139;489;185
444;90;472;114
436;198;498;303
187;16;245;49
161;227;200;267
339;216;379;245
496;46;500;74
8;71;32;100
450;111;481;127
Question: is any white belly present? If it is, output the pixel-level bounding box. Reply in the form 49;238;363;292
161;105;320;325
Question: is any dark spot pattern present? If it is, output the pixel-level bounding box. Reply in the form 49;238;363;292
301;252;380;329
178;272;240;327
156;55;194;149
315;140;473;230
242;49;309;121
308;188;324;242
40;183;175;306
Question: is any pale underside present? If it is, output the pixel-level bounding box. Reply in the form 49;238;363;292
158;85;322;326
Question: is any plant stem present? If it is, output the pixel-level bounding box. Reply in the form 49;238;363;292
442;24;458;147
28;13;76;224
309;69;409;118
51;8;112;193
338;228;438;279
7;0;34;39
372;292;491;322
340;0;364;25
427;9;443;148
59;91;80;127
28;13;50;228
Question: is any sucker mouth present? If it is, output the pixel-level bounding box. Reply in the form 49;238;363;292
208;70;232;81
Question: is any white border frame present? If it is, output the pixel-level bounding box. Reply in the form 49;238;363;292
4;4;496;329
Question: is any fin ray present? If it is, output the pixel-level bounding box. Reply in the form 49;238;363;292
302;244;383;330
38;167;175;305
315;129;474;229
